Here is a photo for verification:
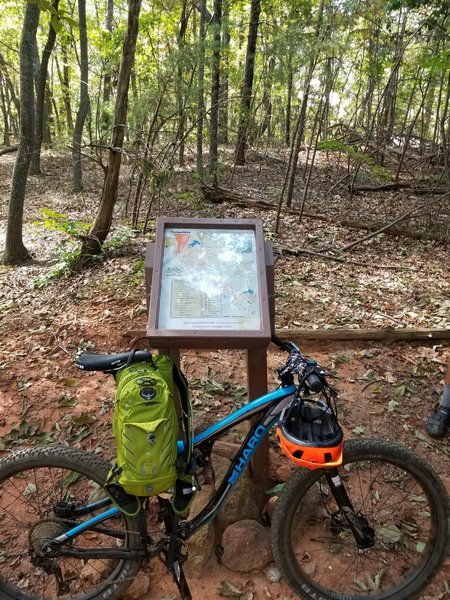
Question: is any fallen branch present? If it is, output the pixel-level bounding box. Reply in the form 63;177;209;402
201;184;446;242
124;327;450;343
275;245;408;270
354;182;448;195
340;194;449;252
0;145;18;156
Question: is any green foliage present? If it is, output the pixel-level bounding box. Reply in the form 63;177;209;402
28;0;78;31
150;166;175;193
33;225;136;288
34;208;89;237
371;164;392;181
33;245;82;288
32;209;94;287
317;140;370;163
103;225;135;251
317;140;392;181
317;139;354;154
1;0;447;206
133;259;145;273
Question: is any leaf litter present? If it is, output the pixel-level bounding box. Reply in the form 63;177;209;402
0;151;449;598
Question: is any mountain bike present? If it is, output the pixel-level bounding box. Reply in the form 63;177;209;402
0;335;448;600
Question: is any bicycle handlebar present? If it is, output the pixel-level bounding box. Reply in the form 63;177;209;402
272;334;326;392
271;333;299;353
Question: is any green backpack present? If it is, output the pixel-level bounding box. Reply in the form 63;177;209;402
107;354;192;505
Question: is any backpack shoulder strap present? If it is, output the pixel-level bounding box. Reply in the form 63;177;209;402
171;361;192;464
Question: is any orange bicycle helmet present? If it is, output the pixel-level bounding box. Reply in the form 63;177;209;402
277;398;344;470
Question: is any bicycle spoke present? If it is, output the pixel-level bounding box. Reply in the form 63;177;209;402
0;447;141;600
273;439;447;600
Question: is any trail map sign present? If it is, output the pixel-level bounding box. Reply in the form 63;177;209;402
147;218;271;348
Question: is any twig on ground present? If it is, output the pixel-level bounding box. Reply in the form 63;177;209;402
339;194;449;252
275;245;411;270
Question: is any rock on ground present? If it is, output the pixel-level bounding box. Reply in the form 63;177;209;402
221;519;272;572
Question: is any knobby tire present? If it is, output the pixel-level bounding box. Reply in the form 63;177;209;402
0;445;142;600
272;438;449;600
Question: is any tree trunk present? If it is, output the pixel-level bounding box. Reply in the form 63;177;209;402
274;0;324;229
439;71;450;189
432;74;444;148
0;51;21;117
176;0;189;166
260;55;275;138
55;43;73;132
285;53;293;146
321;56;336;141
395;75;430;182
234;0;261;165
358;25;379;130
421;67;437;150
218;3;230;144
131;91;164;227
72;0;89;193
2;2;40;265
103;0;114;103
286;0;325;205
30;0;59;175
43;81;53;143
0;81;10;146
80;0;142;259
379;10;407;147
196;0;207;176
208;0;222;175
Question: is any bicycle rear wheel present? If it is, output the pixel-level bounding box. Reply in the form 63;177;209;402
272;439;449;600
0;445;143;600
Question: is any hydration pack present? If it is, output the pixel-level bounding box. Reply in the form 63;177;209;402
107;353;193;513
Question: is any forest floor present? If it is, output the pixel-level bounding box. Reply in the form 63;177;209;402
0;146;450;599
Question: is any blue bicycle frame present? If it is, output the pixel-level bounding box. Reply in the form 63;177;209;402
52;382;297;546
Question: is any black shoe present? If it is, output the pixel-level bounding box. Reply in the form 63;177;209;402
425;407;450;439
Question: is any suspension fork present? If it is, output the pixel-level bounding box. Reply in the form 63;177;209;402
325;468;375;549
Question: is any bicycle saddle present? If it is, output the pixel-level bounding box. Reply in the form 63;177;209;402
75;350;152;372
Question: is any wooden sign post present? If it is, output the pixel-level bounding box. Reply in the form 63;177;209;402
145;217;274;490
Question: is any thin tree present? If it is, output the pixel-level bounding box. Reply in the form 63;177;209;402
379;9;407;147
284;0;325;209
2;2;40;265
0;51;21;118
55;39;73;132
218;1;230;144
30;0;60;175
439;71;450;189
175;0;190;166
103;0;114;103
80;0;142;259
208;0;222;175
0;85;9;146
72;0;89;193
234;0;261;165
196;0;207;176
285;52;293;146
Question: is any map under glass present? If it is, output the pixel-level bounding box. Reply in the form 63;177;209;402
158;228;261;330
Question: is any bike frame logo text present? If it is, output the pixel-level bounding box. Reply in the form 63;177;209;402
227;424;267;485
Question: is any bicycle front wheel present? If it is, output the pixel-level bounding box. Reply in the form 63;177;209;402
272;439;449;600
0;445;143;600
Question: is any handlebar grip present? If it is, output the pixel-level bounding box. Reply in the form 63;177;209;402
271;334;299;353
306;373;323;393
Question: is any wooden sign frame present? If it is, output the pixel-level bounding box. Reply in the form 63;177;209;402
147;217;271;348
